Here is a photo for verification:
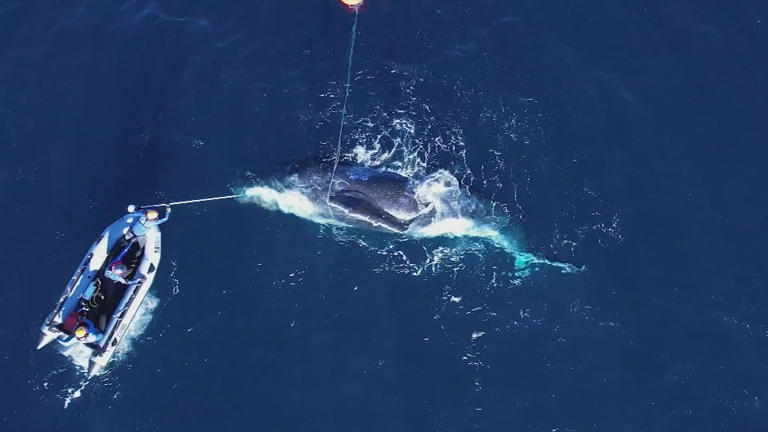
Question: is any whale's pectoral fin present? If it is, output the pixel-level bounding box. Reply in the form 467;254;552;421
329;190;410;233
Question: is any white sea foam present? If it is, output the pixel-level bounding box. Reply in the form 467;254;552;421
237;169;579;274
62;379;88;409
53;292;160;408
241;85;585;275
243;185;331;223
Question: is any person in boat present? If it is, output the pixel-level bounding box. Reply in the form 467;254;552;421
73;318;103;344
104;262;144;286
128;207;170;238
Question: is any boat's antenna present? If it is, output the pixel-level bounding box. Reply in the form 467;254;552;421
137;193;246;210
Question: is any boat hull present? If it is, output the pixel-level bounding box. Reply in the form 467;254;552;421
38;212;161;377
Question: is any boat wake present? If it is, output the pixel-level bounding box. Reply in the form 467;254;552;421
54;292;160;407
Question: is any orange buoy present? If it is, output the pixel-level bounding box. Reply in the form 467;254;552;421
340;0;363;7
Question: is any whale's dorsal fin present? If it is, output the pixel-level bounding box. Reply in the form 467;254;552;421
329;190;410;233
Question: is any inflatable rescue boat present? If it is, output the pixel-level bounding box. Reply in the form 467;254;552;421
37;207;165;377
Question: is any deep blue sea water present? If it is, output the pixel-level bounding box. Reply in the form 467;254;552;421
2;1;768;430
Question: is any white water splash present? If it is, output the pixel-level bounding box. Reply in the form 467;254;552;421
244;185;331;223
170;260;180;295
115;292;160;359
349;117;428;177
239;168;579;275
49;291;161;410
256;64;590;277
63;379;88;409
53;293;159;408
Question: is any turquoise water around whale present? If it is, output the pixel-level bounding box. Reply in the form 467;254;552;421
2;1;767;431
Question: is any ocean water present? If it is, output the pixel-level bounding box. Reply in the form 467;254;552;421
2;0;767;430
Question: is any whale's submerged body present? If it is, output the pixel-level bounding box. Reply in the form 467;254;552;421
241;159;582;273
281;159;433;233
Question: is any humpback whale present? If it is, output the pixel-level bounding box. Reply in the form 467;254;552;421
280;159;434;233
242;158;583;273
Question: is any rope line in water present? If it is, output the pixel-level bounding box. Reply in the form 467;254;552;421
139;194;245;209
326;6;360;217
